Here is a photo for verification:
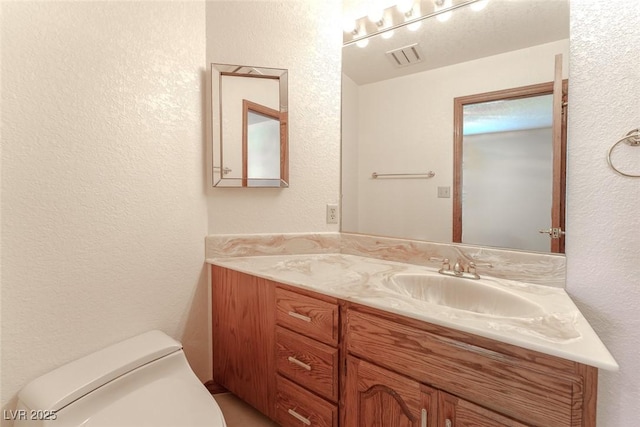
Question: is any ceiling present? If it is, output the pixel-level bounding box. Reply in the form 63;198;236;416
342;0;569;86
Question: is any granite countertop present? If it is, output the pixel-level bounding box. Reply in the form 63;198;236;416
207;253;618;371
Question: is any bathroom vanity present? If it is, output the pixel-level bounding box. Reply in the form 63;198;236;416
209;253;616;427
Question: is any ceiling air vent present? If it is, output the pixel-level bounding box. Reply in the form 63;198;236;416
385;43;423;68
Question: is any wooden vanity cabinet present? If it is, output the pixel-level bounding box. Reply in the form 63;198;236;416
211;266;599;427
211;266;276;419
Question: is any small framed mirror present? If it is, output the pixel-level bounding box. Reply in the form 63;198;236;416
211;63;288;187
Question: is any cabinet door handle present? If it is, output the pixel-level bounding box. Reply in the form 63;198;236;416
445;419;452;427
287;356;312;371
288;311;311;322
288;408;311;425
421;409;427;427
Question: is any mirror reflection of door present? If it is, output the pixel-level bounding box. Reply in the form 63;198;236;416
242;100;285;187
453;79;567;253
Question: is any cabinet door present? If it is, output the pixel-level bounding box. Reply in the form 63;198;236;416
344;356;437;427
212;266;276;418
439;392;529;427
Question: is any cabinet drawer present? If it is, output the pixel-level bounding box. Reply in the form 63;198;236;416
276;326;339;402
276;375;338;427
276;288;338;346
346;309;582;427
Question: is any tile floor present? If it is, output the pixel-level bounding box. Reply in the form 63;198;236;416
213;393;279;427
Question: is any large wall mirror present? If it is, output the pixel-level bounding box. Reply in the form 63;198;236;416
341;0;569;253
211;63;289;188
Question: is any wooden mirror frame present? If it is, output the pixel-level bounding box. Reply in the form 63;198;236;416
453;77;568;253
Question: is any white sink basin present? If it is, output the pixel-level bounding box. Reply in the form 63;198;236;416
387;274;545;318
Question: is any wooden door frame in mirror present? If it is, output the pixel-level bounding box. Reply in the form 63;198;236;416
452;80;568;252
241;99;288;187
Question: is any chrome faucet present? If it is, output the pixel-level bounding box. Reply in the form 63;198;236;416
452;260;465;275
431;257;492;280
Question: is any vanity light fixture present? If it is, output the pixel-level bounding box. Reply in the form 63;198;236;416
343;0;487;47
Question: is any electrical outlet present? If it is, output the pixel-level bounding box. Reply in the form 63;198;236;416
437;186;451;198
326;203;339;224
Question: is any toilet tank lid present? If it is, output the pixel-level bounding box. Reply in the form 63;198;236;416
18;330;182;412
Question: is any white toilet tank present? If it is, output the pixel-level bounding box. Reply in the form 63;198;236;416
14;330;226;427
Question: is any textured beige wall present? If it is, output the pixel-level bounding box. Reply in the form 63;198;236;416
567;0;640;424
1;1;208;419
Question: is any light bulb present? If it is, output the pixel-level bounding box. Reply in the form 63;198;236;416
405;4;421;30
437;11;452;22
435;0;453;22
356;38;369;48
342;16;356;33
396;0;414;15
368;8;384;25
381;29;394;39
407;21;422;31
470;0;489;11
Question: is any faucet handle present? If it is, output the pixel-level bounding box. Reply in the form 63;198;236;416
468;261;492;275
429;257;450;270
468;262;477;274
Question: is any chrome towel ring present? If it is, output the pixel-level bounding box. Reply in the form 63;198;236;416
607;129;640;178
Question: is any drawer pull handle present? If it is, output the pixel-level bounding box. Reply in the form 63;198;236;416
288;356;312;371
288;311;311;322
421;409;427;427
288;408;311;425
445;419;452;427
